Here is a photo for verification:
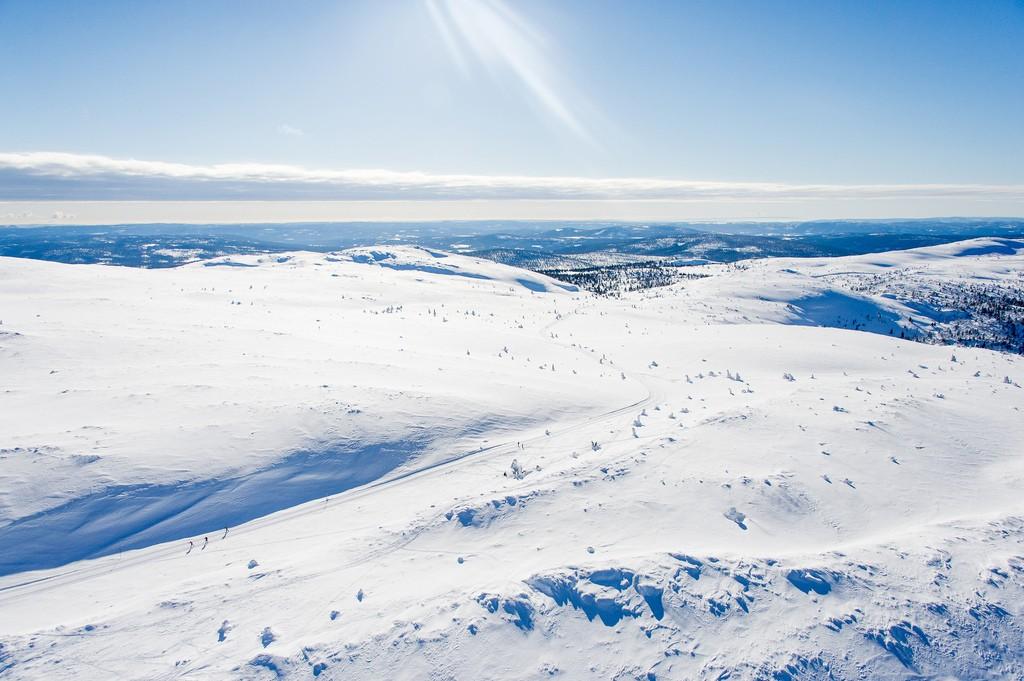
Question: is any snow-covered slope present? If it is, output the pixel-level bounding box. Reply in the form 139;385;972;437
0;247;612;574
0;240;1022;680
655;237;1024;351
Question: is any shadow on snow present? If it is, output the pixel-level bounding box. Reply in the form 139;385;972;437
0;439;426;576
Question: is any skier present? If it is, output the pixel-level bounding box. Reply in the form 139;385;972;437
201;536;209;550
222;527;229;539
186;540;194;555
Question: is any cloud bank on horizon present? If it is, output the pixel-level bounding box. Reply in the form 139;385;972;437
3;152;1023;205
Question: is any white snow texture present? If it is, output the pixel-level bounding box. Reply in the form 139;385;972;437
1;239;1023;680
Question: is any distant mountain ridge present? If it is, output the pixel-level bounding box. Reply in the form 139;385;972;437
2;218;1023;270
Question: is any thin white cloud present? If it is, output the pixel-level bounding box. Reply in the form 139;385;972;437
425;0;592;143
277;124;304;137
1;152;1023;204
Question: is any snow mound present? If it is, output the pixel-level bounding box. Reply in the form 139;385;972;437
340;245;580;293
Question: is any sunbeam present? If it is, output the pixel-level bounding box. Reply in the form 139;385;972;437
425;0;593;143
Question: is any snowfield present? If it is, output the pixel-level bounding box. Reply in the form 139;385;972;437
0;239;1022;680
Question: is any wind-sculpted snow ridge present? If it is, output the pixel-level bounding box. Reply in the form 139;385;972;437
0;240;1023;679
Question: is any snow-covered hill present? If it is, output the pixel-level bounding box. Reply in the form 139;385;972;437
0;240;1022;680
640;237;1024;351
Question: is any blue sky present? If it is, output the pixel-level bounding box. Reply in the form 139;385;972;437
1;0;1023;222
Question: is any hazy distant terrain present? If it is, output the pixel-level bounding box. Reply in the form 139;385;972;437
3;219;1024;279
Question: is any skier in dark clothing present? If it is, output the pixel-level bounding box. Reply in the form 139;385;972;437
186;540;194;555
201;536;209;550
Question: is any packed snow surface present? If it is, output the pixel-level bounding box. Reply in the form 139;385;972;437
0;240;1022;680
